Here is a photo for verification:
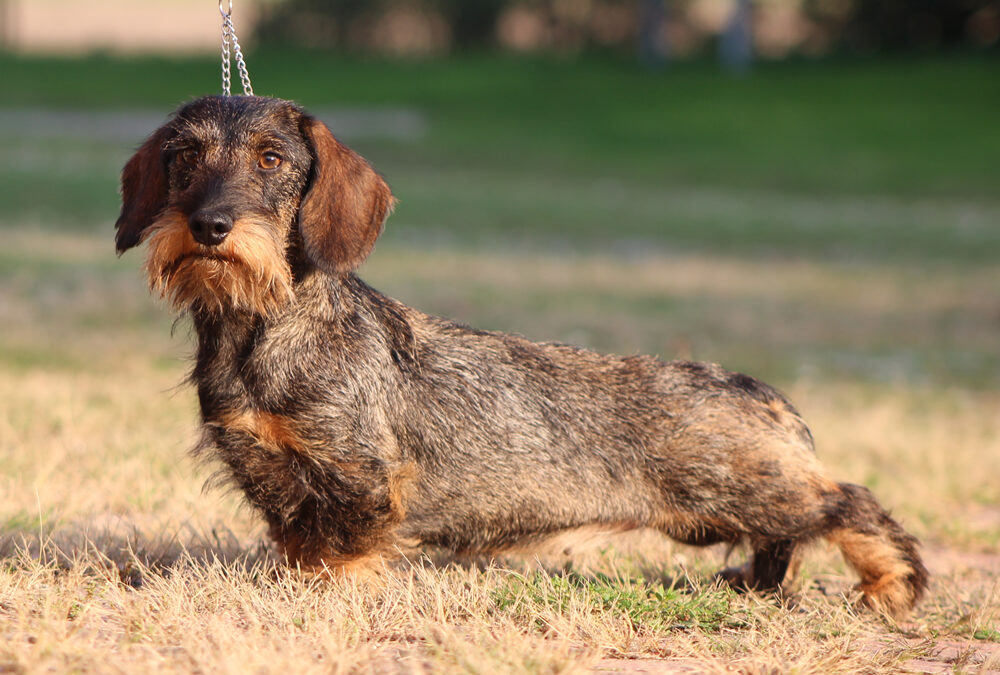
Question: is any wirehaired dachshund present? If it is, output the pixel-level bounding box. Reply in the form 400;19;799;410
115;95;927;616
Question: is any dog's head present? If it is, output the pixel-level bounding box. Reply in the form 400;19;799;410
115;95;393;315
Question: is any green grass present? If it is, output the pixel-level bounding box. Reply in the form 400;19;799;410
2;52;999;255
3;52;998;197
493;570;744;634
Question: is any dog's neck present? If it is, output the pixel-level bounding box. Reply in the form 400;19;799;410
189;268;348;413
188;268;416;417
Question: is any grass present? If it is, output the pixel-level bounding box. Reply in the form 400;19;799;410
1;53;999;672
3;53;999;196
3;51;1000;241
492;570;745;634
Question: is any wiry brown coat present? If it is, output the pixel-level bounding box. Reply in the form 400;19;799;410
115;96;927;617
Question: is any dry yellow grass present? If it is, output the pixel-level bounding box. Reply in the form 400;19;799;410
2;230;999;673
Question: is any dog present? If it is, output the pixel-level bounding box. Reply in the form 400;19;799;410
115;95;927;617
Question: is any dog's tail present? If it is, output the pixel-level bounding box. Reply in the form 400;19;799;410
823;482;928;617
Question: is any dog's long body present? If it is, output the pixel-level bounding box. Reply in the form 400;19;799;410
116;96;927;617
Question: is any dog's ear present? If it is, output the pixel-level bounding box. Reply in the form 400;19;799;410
298;117;394;275
115;125;173;254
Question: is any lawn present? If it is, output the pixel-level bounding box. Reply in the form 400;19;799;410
1;53;998;673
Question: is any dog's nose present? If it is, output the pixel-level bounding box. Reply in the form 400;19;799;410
189;210;234;247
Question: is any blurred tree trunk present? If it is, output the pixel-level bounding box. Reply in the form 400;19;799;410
637;0;668;69
719;0;753;73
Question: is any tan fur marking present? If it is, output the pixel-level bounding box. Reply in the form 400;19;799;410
218;410;309;455
387;461;419;518
330;554;385;582
269;522;385;582
827;528;918;615
144;209;293;315
767;399;791;424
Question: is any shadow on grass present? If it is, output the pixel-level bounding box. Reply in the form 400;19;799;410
0;517;276;587
0;515;740;617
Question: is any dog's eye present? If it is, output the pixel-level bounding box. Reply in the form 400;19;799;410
258;152;282;170
178;148;199;166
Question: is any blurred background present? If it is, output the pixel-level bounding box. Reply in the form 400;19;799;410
5;0;1000;60
2;0;998;387
1;0;999;588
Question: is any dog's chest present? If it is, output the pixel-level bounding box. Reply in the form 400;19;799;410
194;313;322;413
194;312;399;459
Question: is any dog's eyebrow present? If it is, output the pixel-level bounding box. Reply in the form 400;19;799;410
163;135;196;149
252;131;299;150
163;122;209;148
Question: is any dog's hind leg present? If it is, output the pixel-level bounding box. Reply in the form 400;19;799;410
714;483;926;617
718;538;797;592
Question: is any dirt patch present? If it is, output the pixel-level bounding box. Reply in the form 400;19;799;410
902;639;1000;674
925;544;1000;575
592;659;706;674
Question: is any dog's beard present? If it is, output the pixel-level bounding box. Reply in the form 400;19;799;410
143;209;294;316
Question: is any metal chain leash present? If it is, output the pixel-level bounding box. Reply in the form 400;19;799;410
220;0;253;96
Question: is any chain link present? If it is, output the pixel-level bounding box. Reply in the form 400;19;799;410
221;14;232;95
231;21;253;95
220;0;253;97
